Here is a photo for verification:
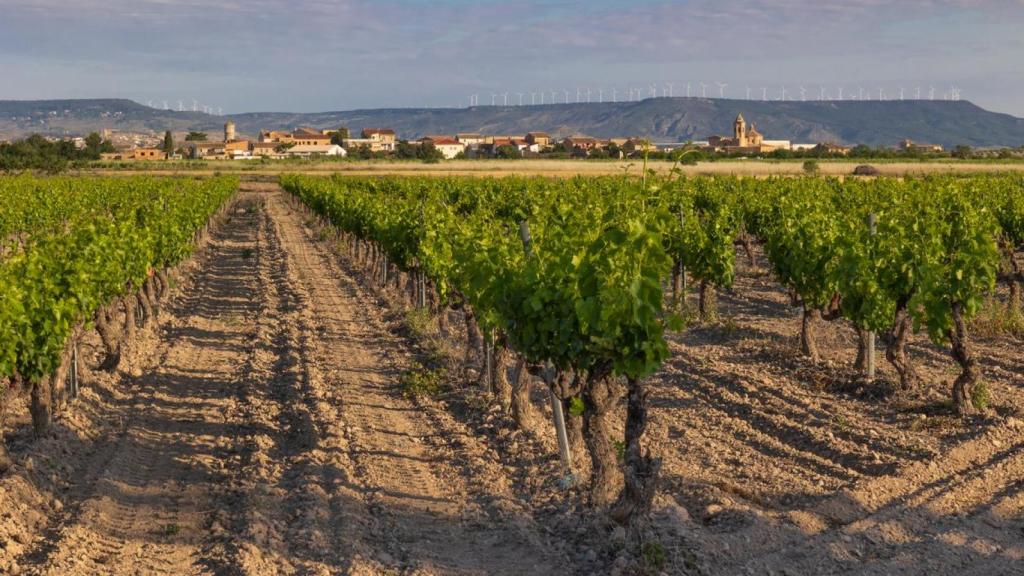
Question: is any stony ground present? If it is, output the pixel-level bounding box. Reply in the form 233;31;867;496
0;181;1021;575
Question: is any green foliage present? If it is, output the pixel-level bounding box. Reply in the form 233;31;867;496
184;132;208;141
972;380;990;411
641;541;667;570
399;364;444;398
802;159;820;174
0;175;237;384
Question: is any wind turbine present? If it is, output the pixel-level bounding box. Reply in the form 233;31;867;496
586;88;592;103
857;86;865;100
915;86;922;100
686;82;692;98
928;86;935;100
491;93;497;106
878;87;885;100
192;99;198;112
551;90;558;104
899;87;905;101
178;100;183;111
666;82;674;97
746;86;752;100
761;87;768;101
503;92;509;106
530;92;536;105
837;87;844;101
699;82;708;98
716;82;728;98
564;89;570;104
517;93;524;106
799;86;807;101
598;88;604;103
779;86;787;101
649;83;657;98
576;87;582;103
818;86;826;101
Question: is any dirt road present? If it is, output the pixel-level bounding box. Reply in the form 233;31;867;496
13;184;566;575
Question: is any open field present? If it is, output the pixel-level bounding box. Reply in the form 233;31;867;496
2;175;1022;575
81;158;1024;178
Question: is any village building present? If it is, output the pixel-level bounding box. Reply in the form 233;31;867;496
250;142;284;158
622;138;655;155
130;148;164;160
813;142;851;155
456;133;486;145
525;132;551;149
291;128;332;146
419;136;466;159
563;135;602;153
285;144;347;157
899;139;944;153
707;114;783;153
343;128;397;152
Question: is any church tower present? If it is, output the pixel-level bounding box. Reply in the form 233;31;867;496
734;113;746;145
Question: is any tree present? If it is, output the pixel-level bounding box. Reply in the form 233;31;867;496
330;126;351;146
162;131;174;156
395;140;418;159
416;142;444;163
185;131;207;141
495;144;522;159
952;145;973;159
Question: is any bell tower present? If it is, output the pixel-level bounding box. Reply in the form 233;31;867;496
734;113;746;145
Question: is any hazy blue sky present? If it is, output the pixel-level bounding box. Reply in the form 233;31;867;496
1;0;1022;116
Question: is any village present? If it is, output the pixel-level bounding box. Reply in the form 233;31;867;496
90;113;912;162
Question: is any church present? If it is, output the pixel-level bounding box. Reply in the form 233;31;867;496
707;114;783;153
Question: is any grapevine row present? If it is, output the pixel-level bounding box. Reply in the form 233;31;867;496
0;175;239;436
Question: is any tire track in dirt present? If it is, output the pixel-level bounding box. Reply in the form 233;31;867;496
262;186;567;575
17;197;263;576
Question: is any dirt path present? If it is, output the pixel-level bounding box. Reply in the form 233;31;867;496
13;184;566;575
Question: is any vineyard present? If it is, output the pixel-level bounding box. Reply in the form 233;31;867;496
0;172;1022;574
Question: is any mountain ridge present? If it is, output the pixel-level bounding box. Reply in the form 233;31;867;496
2;97;1023;148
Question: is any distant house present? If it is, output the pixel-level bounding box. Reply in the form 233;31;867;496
419;136;465;159
525;132;551;148
250;142;283;158
259;130;294;144
342;128;397;153
899;139;943;153
285;144;347;157
813;142;851;155
563;135;602;153
456;133;486;145
185;141;227;159
130;148;164;160
622;138;655;155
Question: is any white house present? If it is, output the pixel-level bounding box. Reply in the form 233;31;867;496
285;144;347;157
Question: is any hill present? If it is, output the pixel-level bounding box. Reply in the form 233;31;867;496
2;97;1023;147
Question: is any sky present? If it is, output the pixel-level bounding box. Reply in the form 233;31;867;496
1;0;1023;116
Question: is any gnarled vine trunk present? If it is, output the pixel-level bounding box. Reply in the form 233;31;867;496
671;259;684;312
94;304;123;371
491;339;514;410
30;376;52;435
509;359;537;433
155;269;170;300
885;304;917;390
699;279;717;322
137;290;153;326
582;376;624;507
800;306;820;363
463;304;484;375
949;302;982;415
854;327;869;372
610;376;660;531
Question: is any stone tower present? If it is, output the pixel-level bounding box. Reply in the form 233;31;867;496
734;113;746;145
224;121;236;142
